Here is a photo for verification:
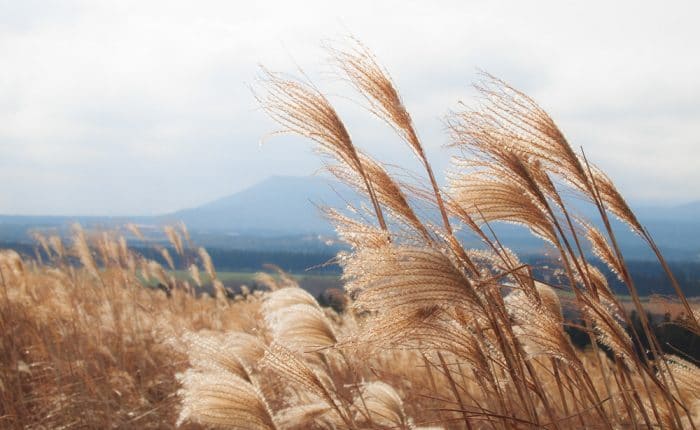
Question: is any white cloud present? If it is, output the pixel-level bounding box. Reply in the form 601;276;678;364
0;0;699;214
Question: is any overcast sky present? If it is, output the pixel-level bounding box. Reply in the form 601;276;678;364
1;0;699;215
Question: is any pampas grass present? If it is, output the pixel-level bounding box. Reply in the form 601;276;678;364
237;41;699;429
2;40;699;430
177;371;277;430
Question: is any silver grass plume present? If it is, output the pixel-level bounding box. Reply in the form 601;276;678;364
260;343;349;425
159;247;175;270
265;303;338;353
342;245;479;314
189;263;202;287
273;402;341;430
659;355;700;402
125;223;145;240
262;287;321;316
586;224;625;282
355;381;410;429
256;67;387;230
581;293;635;366
448;160;559;245
181;331;265;382
447;74;643;233
48;235;65;259
177;370;277;430
164;225;184;256
323;208;390;250
504;283;579;366
327;154;431;242
72;224;98;278
198;247;217;281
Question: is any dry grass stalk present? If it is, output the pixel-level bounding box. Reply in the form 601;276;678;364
4;41;699;430
177;371;277;430
256;67;387;231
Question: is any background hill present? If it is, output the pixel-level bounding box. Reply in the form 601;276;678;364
0;175;698;261
162;175;346;235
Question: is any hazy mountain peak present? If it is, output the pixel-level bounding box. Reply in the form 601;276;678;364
163;175;354;234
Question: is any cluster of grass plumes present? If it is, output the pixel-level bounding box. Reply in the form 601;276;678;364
175;40;700;429
4;41;700;429
0;226;263;429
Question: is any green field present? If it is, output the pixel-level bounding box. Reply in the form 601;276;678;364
173;270;342;297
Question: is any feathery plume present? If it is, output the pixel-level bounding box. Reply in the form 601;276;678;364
177;370;277;430
72;224;98;278
273;403;338;430
266;303;337;353
198;247;217;280
447;73;588;193
331;39;452;233
262;264;300;289
260;344;338;411
32;232;51;257
342;245;478;314
181;331;265;382
189;263;202;287
331;40;419;152
660;356;700;402
159;247;175;270
448;74;646;234
145;260;170;289
262;287;320;315
125;223;145;241
256;67;386;229
164;225;184;256
323;208;390;250
586;225;624;281
328;154;432;241
254;272;282;292
48;235;65;259
587;165;643;233
179;221;192;247
581;293;634;365
355;381;409;429
449;173;558;245
505;284;578;365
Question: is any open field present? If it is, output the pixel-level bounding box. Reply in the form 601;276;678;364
172;270;342;298
3;42;700;430
2;235;699;429
165;270;343;309
185;271;700;321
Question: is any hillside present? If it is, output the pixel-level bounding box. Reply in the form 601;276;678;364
0;175;698;260
161;175;352;234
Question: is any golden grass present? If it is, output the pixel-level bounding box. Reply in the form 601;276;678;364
0;234;261;428
2;40;700;429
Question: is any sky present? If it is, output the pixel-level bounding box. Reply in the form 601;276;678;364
1;0;699;215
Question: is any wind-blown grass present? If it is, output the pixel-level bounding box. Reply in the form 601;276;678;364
2;40;700;429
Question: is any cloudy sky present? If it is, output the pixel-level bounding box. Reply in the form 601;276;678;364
1;0;699;215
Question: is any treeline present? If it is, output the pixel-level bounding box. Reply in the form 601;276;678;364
527;256;700;296
138;246;340;274
3;241;339;275
4;241;699;295
566;311;700;361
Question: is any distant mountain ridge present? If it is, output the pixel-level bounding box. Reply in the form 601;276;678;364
161;175;351;234
0;175;698;260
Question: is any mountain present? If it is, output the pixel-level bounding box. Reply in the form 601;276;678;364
0;176;698;260
161;175;355;234
160;181;700;260
635;200;700;221
601;200;700;260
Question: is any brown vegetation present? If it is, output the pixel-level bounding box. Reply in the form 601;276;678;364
2;40;700;429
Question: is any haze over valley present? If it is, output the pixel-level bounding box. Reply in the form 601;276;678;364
2;175;698;260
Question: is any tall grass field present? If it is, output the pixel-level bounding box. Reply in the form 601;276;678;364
2;42;699;429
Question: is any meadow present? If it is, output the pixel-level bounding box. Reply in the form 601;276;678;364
2;41;700;429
